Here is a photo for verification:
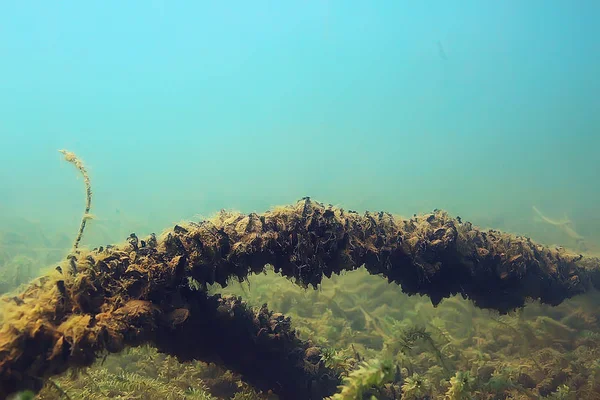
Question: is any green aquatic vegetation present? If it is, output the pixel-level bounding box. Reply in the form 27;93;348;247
384;324;450;375
560;309;598;331
229;389;263;400
485;364;523;394
328;358;394;400
36;345;259;400
534;316;576;341
437;298;476;337
320;348;354;376
545;384;575;400
490;316;544;371
438;296;472;315
185;387;219;400
214;268;600;398
461;348;491;365
7;391;36;400
582;359;600;398
42;368;205;399
401;373;432;399
425;365;447;388
444;371;475;400
427;317;470;362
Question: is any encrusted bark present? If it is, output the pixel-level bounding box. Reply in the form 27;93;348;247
1;198;598;398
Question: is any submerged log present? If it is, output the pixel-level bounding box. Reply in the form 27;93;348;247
1;198;599;398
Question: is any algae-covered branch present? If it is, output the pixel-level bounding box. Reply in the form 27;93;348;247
1;198;599;398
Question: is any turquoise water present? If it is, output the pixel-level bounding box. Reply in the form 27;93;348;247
1;1;599;251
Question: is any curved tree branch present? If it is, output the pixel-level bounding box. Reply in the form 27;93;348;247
1;198;599;398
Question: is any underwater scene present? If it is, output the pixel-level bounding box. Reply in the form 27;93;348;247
1;2;600;400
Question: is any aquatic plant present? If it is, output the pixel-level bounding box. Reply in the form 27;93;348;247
59;149;93;251
383;323;450;376
545;384;575;400
320;348;354;376
8;391;35;400
444;371;475;400
485;364;520;394
401;373;432;399
328;358;394;400
230;389;263;400
48;368;213;399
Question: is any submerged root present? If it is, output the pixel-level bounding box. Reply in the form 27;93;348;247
1;198;599;398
